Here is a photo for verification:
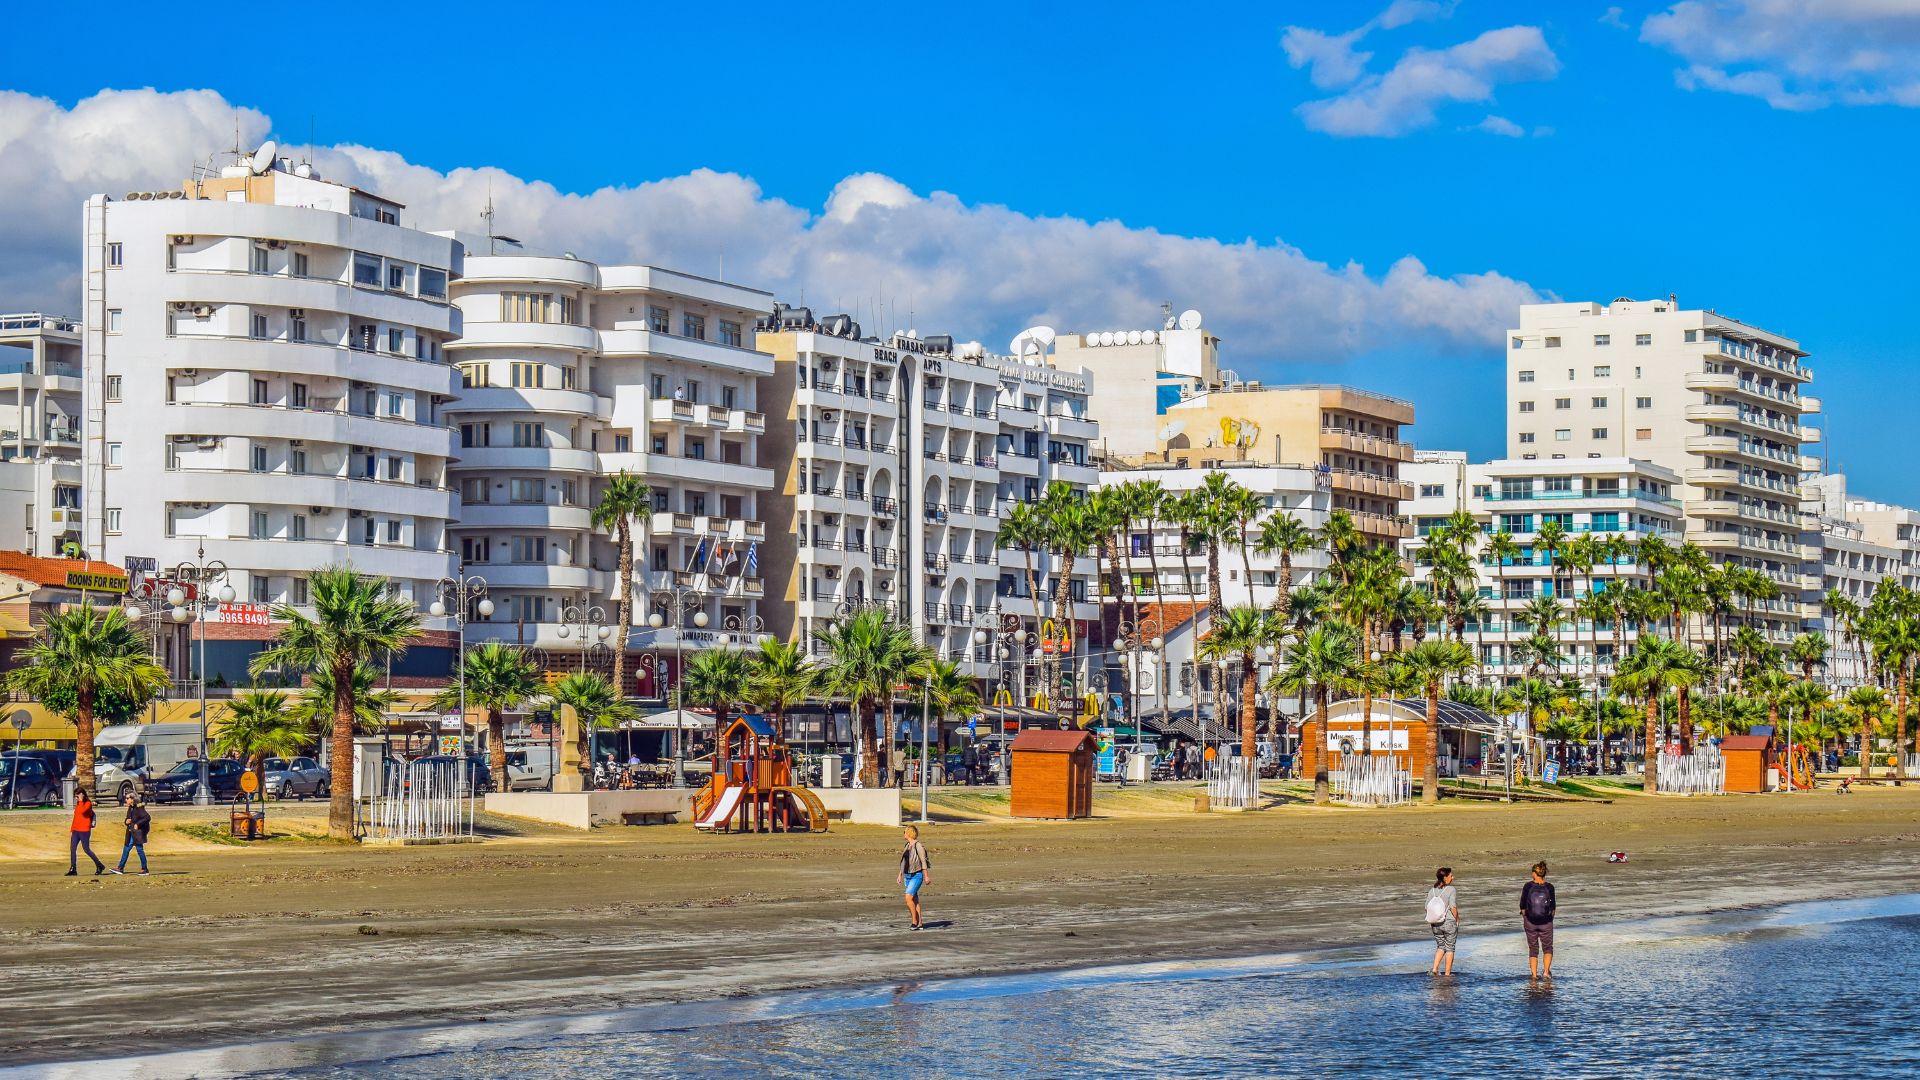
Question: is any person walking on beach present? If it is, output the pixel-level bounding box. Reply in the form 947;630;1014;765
67;788;105;876
1115;745;1129;789
1426;867;1459;975
897;825;931;931
110;793;151;876
1520;860;1556;977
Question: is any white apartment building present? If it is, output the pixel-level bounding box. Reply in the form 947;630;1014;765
84;152;463;616
1400;454;1687;683
1802;473;1920;687
1;312;83;464
446;246;774;689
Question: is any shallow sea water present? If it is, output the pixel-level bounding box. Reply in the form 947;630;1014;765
17;895;1920;1080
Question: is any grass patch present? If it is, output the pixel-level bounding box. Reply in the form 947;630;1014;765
173;823;351;846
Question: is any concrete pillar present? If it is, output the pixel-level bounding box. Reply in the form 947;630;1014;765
553;703;584;792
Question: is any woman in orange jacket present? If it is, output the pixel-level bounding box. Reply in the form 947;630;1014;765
68;789;105;876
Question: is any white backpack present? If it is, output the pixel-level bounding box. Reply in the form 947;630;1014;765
1424;890;1449;924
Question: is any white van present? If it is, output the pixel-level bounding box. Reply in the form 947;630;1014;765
94;723;203;803
503;745;556;791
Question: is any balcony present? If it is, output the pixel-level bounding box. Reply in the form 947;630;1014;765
1350;510;1413;539
455;445;600;473
650;398;698;425
1046;413;1099;441
1682;369;1803;409
599;326;776;377
1326;467;1413;501
1685;529;1809;560
1697;337;1812;382
871;496;898;517
651;512;695;536
595;451;775;490
454;386;606;420
1319;427;1416;462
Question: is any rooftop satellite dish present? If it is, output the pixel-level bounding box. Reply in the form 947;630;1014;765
1178;309;1203;331
250;140;278;175
1164;315;1178;330
1098;332;1115;347
1144;330;1159;344
1125;330;1143;346
1158;420;1186;442
1009;325;1056;358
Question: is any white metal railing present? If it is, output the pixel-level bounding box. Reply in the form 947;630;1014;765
1330;753;1411;806
1654;749;1725;795
1205;757;1260;809
366;760;474;840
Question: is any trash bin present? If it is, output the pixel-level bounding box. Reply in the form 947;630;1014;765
61;777;75;809
820;754;840;788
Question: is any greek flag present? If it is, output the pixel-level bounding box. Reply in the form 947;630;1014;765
746;542;758;576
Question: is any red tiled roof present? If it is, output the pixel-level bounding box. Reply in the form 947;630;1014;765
1011;729;1098;753
0;552;130;589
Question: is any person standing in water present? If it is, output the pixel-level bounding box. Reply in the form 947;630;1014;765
1520;860;1556;978
897;825;931;931
1426;867;1459;975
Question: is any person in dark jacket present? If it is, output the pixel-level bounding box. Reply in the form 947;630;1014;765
1520;860;1556;977
111;793;151;876
68;789;105;876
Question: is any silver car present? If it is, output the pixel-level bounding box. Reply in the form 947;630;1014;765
263;756;330;800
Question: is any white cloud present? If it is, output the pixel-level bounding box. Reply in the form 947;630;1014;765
1642;1;1920;109
1600;7;1629;29
1298;25;1562;137
1281;1;1455;89
0;88;1542;366
1475;115;1526;136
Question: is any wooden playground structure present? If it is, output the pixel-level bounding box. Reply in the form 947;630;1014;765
691;715;829;834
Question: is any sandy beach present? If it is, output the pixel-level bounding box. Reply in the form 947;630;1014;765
4;782;1919;1064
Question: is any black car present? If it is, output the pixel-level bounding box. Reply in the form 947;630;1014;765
5;749;76;780
0;755;62;807
148;758;246;804
263;756;330;799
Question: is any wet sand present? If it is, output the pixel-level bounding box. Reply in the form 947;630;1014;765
3;782;1919;1064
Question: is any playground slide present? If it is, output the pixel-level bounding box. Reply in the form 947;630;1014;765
696;784;744;830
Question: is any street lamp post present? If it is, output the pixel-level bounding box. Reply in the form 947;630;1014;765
648;589;708;789
166;544;230;806
1114;616;1162;767
429;574;491;804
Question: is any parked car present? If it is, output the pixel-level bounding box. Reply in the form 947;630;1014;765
147;758;246;804
263;756;330;800
94;723;200;803
407;756;491;792
6;749;74;780
503;746;555;791
0;754;63;807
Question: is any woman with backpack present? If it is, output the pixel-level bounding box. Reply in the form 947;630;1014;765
1425;867;1459;975
1521;860;1556;978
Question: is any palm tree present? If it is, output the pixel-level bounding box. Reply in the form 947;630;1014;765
6;604;170;797
680;646;752;740
1254;511;1320;619
288;662;399;737
1615;635;1698;793
997;500;1047;627
1520;594;1563;677
811;609;932;787
1508;677;1561;776
548;672;640;778
744;637;811;742
1868;616;1920;782
251;564;425;838
214;690;305;798
591;470;653;700
1789;632;1830;685
1825;590;1862;687
1482;529;1521;670
1199;605;1278;760
1039;481;1097;709
1321;509;1365;582
1226;485;1266;609
1395;640;1477;803
923;659;983;772
1271;624;1361;804
1845;685;1890;779
431;642;542;791
1457;589;1493;682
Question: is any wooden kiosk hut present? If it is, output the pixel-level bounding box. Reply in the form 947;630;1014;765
1010;728;1098;819
1717;735;1776;793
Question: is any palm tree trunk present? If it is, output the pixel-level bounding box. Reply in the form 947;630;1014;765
861;696;879;789
329;658;357;839
1311;684;1330;804
1102;532;1133;725
1898;665;1911;783
1240;651;1258;760
1643;691;1660;795
1055;545;1079;717
1423;680;1440;804
613;517;634;700
1677;685;1693;755
1240;524;1257;610
1360;688;1374;761
489;707;507;793
74;690;96;798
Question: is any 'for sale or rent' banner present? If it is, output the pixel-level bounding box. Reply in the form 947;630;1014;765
217;602;273;626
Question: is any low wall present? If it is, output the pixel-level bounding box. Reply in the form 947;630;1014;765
806;788;901;827
484;790;693;830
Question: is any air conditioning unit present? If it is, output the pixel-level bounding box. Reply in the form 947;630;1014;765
172;236;193;246
819;359;835;370
191;305;214;318
267;239;286;249
309;506;326;515
352;381;374;389
823;514;837;526
821;411;836;423
877;579;893;592
171;301;192;311
179;368;197;376
348;509;363;518
350;445;368;454
824;567;840;580
289;439;304;446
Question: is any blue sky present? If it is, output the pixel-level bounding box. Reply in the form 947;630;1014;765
5;1;1920;500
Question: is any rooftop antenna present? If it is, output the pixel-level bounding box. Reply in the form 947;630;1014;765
481;182;496;256
307;115;314;166
718;244;723;282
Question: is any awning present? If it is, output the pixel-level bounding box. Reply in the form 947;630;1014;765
0;611;35;638
630;708;713;731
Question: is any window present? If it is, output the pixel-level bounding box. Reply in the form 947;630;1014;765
722;386;737;409
1636;333;1651;346
363;388;378;415
107;242;123;267
1592;427;1609;439
613;434;631;453
107;309;122;333
1591;512;1620;531
1511;337;1523;350
1501;514;1534;534
106;443;121;467
460;363;488;389
290;309;306;342
419;267;447;299
683;313;706;340
251;246;270;274
462;537;491;563
252;378;269;404
501;292;557;322
560;296;577;324
1594;335;1610;347
1685;330;1698;343
386;520;402;544
387;392;403;417
387;263;408;291
652;547;669;571
512;423;544;448
719;320;742;347
462;423;490;448
353;253;382;287
561;479;579;505
1518;370;1534;382
106;508;121;533
251;511;270;539
1419;484;1446;498
510;478;545;504
388;328;404;353
387;456;402;480
512;536;546;563
1555;429;1572;441
1635;428;1653;440
1636;396;1652;409
1554;398;1570;410
512;362;544;389
292;252;308;277
513;596;546;622
1541;513;1573;528
1518;433;1536;444
105;375;121;401
363;454;377;478
289;449;306;474
1542;476;1570;492
251;446;269;472
1593;366;1611;377
686;380;701;403
1592;397;1608;408
460;477;490;504
651;374;668;399
652;434;668;454
291;577;308;604
1472;484;1492;499
561;366;577;390
685;439;707;460
649;306;671;333
1545;337;1561;348
363;518;376;545
1518;401;1534;413
252;576;271;603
